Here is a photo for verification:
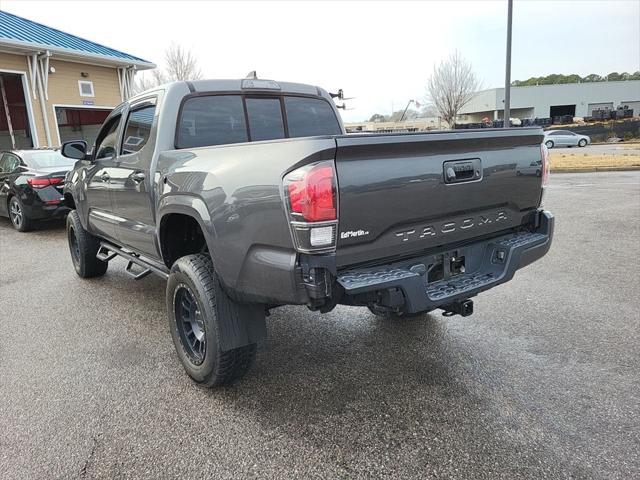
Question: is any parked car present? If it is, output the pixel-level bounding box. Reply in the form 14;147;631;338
0;149;75;231
61;78;554;387
544;130;591;148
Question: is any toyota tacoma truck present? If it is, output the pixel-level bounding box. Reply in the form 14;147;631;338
61;78;554;387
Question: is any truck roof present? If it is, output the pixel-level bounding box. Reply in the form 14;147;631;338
132;79;328;101
188;79;325;97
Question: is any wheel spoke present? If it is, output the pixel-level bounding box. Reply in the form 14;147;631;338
194;309;204;327
175;286;206;364
181;296;192;313
10;201;22;227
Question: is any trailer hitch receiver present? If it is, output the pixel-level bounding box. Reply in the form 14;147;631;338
442;299;474;317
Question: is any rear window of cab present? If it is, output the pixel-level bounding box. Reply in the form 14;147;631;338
176;95;341;149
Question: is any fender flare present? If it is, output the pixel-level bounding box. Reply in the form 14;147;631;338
156;193;218;266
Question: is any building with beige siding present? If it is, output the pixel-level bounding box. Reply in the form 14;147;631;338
0;10;155;150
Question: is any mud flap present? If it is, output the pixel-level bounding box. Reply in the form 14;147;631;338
215;298;266;352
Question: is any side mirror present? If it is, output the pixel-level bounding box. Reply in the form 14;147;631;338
61;140;88;160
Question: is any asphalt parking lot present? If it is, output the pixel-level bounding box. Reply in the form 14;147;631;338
551;142;640;156
1;171;639;479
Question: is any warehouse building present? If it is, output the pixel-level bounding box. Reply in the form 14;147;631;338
0;10;155;150
457;80;640;123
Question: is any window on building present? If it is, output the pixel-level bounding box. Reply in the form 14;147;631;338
78;80;95;97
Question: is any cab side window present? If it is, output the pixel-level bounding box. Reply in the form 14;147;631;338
94;115;122;160
121;104;157;155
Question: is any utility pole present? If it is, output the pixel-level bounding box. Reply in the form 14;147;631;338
503;0;513;128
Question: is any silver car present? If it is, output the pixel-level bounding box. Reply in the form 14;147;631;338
544;130;591;148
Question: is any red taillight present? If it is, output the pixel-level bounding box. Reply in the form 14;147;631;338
286;162;337;222
27;177;63;189
27;177;51;188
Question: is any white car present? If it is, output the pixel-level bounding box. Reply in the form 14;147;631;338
544;130;591;148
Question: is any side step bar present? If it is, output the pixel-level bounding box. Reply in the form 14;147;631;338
97;242;169;280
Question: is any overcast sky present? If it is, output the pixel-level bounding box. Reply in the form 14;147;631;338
3;0;639;121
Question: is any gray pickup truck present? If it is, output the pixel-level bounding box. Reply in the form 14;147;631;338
61;78;554;386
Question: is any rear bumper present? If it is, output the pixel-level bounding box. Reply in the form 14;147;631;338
336;210;554;314
20;187;69;220
27;204;70;220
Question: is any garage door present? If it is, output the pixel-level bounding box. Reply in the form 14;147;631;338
587;102;613;115
55;106;111;147
0;73;34;149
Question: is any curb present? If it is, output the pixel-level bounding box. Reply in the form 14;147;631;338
552;166;640;173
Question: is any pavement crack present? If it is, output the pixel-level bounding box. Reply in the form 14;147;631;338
80;432;101;477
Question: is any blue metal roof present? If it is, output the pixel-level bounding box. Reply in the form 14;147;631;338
0;10;153;65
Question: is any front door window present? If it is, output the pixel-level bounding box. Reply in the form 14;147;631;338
94;115;122;160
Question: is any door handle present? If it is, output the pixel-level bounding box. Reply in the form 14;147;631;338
100;171;110;182
443;159;482;184
131;171;146;183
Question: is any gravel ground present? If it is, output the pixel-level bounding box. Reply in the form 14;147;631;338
0;171;639;479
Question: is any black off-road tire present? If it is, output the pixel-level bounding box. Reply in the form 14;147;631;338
66;210;108;278
167;254;256;387
8;196;33;232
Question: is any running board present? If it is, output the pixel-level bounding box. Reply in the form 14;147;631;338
97;242;169;280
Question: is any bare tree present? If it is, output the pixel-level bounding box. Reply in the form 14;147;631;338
164;43;202;82
134;43;202;94
134;70;167;93
427;51;481;127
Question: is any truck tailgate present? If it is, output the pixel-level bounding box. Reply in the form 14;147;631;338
334;128;545;267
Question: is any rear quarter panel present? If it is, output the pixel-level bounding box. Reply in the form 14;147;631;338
155;137;336;303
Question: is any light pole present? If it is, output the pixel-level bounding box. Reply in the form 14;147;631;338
504;0;513;128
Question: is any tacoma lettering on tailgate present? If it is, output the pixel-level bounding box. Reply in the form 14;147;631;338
395;211;508;243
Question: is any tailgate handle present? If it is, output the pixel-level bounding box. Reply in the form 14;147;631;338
443;159;482;184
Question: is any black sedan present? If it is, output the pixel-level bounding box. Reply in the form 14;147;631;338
0;149;75;231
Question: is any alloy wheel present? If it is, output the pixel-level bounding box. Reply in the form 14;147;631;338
174;284;206;365
9;199;22;229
